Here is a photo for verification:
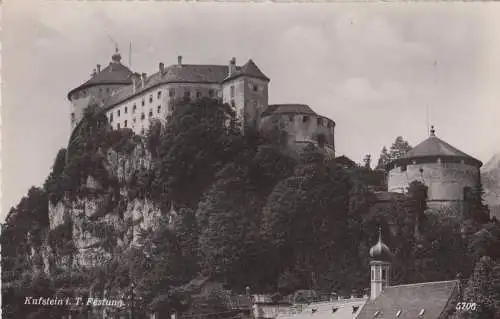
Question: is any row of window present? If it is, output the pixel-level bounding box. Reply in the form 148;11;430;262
287;115;334;128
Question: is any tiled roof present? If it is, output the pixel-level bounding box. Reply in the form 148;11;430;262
262;104;317;117
406;135;478;161
68;61;133;100
356;280;459;319
277;299;367;319
224;59;270;82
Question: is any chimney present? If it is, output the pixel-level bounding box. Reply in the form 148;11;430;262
229;57;236;75
92;68;97;77
96;64;101;73
141;73;147;88
131;73;140;93
159;62;165;74
178;55;183;66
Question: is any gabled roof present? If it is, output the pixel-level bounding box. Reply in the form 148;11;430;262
67;52;133;100
262;104;317;117
277;299;367;319
224;59;270;82
356;280;459;319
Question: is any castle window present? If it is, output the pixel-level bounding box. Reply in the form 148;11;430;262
196;91;202;98
253;84;259;92
142;99;145;106
149;95;153;103
209;89;214;97
382;269;387;280
141;113;145;120
149;110;153;117
317;118;323;126
169;88;175;97
124;120;128;128
328;121;333;128
109;114;113;122
230;85;235;98
157;91;162;99
117;109;120;117
371;269;374;280
231;100;235;108
133;104;137;113
157;105;161;114
303;116;309;123
125;106;128;114
117;123;121;130
184;90;191;101
71;113;75;123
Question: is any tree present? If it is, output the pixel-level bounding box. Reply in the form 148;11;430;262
389;136;412;160
376;146;390;169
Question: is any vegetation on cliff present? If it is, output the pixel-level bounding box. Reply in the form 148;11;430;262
2;98;500;318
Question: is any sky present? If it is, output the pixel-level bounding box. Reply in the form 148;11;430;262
2;0;500;221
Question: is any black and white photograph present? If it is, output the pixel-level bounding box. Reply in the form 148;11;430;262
2;1;500;318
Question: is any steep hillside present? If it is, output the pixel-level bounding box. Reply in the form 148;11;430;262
482;152;500;219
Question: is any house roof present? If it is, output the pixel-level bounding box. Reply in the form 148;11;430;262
67;51;133;100
261;104;317;117
356;280;459;319
391;127;482;167
277;299;367;319
224;59;270;82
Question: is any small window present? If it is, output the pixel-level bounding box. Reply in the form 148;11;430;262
117;123;121;129
149;110;153;117
328;121;333;128
109;114;113;122
184;90;190;100
169;88;175;97
209;89;214;97
317;118;323;126
382;269;387;280
141;99;145;106
303;116;309;123
196;91;202;98
124;106;128;114
231;100;235;108
71;113;75;122
141;113;145;120
149;95;153;103
253;84;258;92
157;91;162;99
117;110;120;117
401;165;407;172
157;105;161;114
133;118;136;124
133;104;137;113
124;120;128;128
230;86;235;98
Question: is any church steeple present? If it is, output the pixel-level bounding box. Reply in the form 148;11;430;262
369;227;392;300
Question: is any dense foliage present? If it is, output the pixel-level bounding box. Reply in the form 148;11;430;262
2;98;500;318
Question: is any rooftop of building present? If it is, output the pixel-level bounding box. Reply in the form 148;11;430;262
388;126;482;168
356;280;459;319
67;49;134;100
276;298;367;319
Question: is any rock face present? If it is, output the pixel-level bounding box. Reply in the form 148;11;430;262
482;152;500;219
43;141;164;275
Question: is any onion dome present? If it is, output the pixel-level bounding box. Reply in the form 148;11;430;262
369;227;393;261
111;47;122;63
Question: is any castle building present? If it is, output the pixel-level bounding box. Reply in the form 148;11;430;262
386;126;482;213
67;50;335;155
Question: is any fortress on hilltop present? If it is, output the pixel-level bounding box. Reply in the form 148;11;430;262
67;48;335;156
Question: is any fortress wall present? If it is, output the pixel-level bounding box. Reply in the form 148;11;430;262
387;162;480;201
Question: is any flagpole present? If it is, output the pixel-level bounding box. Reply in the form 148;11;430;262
129;40;132;67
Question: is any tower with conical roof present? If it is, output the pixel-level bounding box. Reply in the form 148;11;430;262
67;47;133;130
386;125;483;214
369;227;392;300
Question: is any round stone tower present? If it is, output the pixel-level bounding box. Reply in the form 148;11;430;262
386;126;482;213
67;48;133;130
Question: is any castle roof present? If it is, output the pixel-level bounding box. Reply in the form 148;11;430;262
277;299;366;319
67;50;133;100
223;59;270;82
102;59;267;110
262;104;317;117
389;126;482;168
356;280;459;319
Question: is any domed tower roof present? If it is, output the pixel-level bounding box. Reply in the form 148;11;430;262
369;227;393;262
388;126;482;169
67;48;133;100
